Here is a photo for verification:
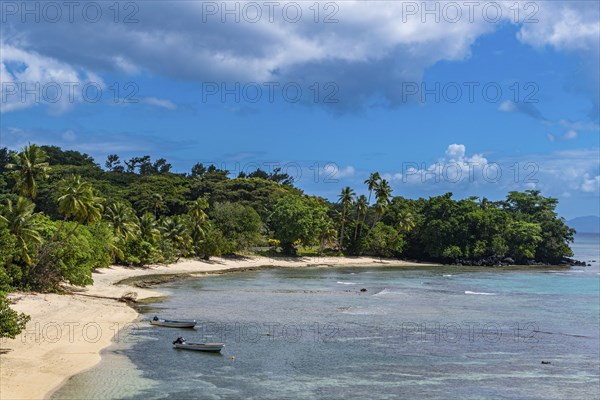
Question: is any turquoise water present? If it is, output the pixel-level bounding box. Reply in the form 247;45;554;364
53;235;600;399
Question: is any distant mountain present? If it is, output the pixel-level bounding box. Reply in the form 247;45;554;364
567;216;600;233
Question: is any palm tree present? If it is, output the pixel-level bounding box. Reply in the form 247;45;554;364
1;197;42;265
354;195;368;240
37;175;104;264
375;179;393;205
159;216;191;261
371;179;392;227
148;193;165;218
362;172;381;231
104;202;139;241
372;201;388;227
188;198;210;245
6;144;50;199
57;175;104;226
364;172;381;205
396;209;416;234
188;197;209;224
318;219;337;255
139;212;160;242
338;187;355;251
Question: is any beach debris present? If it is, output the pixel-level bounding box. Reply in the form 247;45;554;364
119;292;138;303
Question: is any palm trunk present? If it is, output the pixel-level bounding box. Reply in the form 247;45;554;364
339;209;346;251
372;213;380;228
359;190;373;237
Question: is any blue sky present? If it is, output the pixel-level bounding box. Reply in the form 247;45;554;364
1;1;599;219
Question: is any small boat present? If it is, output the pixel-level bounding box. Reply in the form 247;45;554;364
172;337;224;353
150;316;196;328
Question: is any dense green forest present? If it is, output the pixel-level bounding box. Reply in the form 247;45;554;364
0;144;576;337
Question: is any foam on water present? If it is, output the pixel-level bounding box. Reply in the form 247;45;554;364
464;290;496;295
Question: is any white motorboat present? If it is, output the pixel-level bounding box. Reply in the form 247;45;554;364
172;337;224;353
150;316;196;328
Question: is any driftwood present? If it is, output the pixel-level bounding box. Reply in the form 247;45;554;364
71;291;138;303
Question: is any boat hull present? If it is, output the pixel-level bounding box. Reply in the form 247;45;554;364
151;320;197;328
173;343;224;352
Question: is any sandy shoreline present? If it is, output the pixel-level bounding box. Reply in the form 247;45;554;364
0;256;437;400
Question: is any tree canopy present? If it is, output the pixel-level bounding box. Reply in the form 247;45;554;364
0;144;578;337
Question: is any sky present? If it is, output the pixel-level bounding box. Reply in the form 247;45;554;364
1;0;599;219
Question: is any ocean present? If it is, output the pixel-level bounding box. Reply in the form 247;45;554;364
52;234;600;399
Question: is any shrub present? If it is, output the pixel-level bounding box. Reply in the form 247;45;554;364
0;293;30;339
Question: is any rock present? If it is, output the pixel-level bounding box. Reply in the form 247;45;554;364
502;257;515;264
360;288;367;292
563;258;587;266
119;292;138;303
541;361;551;365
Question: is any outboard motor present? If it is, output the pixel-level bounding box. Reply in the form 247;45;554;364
173;337;185;344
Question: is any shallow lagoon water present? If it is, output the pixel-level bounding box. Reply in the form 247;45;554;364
53;235;600;399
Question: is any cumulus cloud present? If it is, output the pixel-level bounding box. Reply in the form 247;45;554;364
517;1;599;120
498;100;546;121
1;1;597;113
379;144;600;201
559;119;600;132
517;149;600;196
445;143;466;158
0;43;103;113
382;144;491;187
516;2;600;52
563;130;577;140
335;165;356;179
580;174;600;193
141;96;177;110
61;130;77;141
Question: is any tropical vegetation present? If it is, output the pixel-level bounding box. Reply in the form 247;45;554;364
0;145;576;337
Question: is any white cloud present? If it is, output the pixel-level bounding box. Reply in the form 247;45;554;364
445;144;466;158
0;1;566;112
383;144;490;187
141;97;177;110
380;144;600;200
580;174;600;193
336;165;356;179
511;149;600;196
497;100;546;120
559;119;600;132
1;1;597;112
517;3;600;52
61;130;77;141
547;133;556;142
563;130;577;140
499;100;516;112
0;43;103;113
112;55;140;75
